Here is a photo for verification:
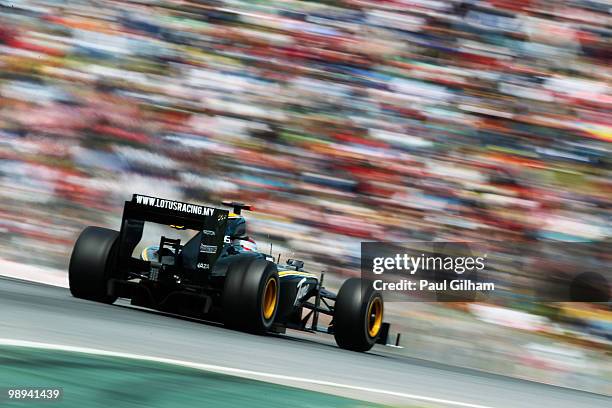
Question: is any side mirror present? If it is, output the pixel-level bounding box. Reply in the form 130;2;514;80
287;259;304;270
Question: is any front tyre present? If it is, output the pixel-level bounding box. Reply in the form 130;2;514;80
223;257;279;334
69;226;119;304
333;278;383;352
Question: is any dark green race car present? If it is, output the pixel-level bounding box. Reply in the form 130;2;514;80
68;194;389;352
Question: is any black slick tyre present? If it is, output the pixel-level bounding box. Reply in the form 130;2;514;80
333;278;383;352
223;257;279;334
68;226;119;304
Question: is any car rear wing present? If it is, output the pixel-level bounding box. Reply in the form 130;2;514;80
116;194;229;282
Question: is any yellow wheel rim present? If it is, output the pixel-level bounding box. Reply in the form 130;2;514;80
262;277;278;320
367;297;383;338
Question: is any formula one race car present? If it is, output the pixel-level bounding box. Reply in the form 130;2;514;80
68;194;389;352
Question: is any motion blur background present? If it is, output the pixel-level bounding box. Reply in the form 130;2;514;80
0;0;610;396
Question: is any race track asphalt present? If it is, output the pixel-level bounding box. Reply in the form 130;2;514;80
0;277;609;408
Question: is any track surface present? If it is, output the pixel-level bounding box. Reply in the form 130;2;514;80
1;277;609;408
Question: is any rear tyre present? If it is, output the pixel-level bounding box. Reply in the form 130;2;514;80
69;226;119;304
223;257;279;334
333;278;383;352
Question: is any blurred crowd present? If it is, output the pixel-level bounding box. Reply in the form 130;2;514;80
0;0;610;393
1;0;610;267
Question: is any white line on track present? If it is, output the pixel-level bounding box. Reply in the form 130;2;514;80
0;260;68;288
0;338;495;408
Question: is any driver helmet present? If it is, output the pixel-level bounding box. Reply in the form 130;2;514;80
233;237;258;252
